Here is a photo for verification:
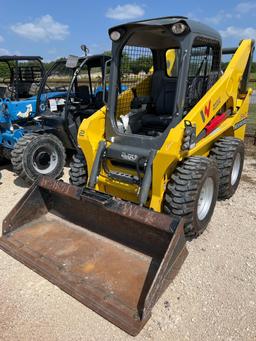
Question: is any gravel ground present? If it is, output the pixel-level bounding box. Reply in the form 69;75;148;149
0;139;255;341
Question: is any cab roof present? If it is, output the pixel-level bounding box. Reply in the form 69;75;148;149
84;54;111;68
57;54;111;68
109;16;221;44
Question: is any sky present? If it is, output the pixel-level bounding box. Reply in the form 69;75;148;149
0;0;255;61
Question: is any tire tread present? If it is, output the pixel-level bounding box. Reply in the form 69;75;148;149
163;156;218;237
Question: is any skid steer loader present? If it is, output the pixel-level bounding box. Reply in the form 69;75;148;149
0;17;254;335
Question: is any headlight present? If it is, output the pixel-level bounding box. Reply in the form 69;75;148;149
172;23;187;35
110;30;121;41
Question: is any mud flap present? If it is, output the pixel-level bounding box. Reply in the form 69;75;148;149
0;177;188;336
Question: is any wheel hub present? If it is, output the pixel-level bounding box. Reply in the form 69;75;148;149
32;147;58;174
231;153;241;186
197;177;214;221
35;151;51;169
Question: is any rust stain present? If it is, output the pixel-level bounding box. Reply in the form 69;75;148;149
81;262;96;273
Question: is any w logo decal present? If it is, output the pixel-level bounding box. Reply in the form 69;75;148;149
204;101;211;118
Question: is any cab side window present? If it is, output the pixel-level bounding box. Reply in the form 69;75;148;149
184;38;221;112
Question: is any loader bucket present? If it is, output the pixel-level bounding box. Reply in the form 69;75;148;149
0;177;188;336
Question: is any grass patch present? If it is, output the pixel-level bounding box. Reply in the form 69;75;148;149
250;72;256;80
247;104;256;135
249;82;256;90
249;104;256;113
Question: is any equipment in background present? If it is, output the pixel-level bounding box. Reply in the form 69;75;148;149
0;55;44;100
0;53;111;183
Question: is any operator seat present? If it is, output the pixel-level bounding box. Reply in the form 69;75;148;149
77;85;90;104
95;91;104;109
141;70;176;130
206;71;219;91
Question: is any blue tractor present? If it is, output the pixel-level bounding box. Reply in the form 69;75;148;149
0;54;111;183
0;55;45;158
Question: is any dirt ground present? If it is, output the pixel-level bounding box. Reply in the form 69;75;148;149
0;139;255;341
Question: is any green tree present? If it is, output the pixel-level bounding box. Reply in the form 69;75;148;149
130;56;152;74
0;62;11;79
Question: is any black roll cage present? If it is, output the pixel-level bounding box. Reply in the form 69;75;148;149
0;56;44;101
36;54;110;116
35;54;111;148
105;18;222;150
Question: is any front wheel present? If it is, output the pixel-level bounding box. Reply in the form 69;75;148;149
69;151;87;187
11;133;66;184
163;156;219;237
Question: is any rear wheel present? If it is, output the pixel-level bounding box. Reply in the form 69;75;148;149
69;151;87;187
11;134;66;184
163;156;219;237
210;137;244;200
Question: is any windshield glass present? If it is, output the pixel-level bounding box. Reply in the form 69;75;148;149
39;61;74;114
114;37;180;137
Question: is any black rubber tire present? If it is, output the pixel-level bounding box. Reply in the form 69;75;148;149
11;133;66;184
163;156;219;237
69;151;87;187
210;137;244;200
